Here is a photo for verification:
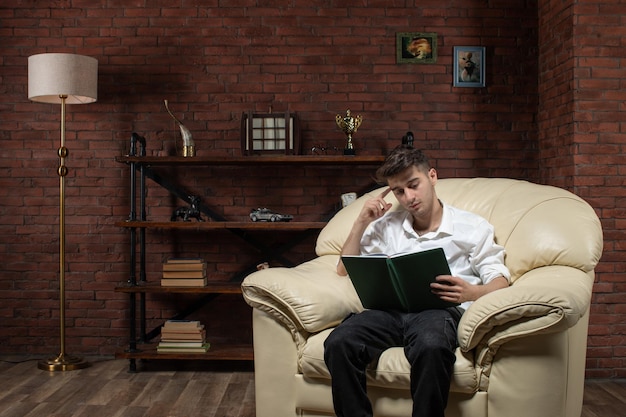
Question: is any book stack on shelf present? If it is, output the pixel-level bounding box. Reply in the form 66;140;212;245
157;320;210;354
161;258;207;287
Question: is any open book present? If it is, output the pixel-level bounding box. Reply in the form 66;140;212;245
341;247;459;312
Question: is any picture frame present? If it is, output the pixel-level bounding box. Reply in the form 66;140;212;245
396;32;437;64
240;111;301;155
453;46;486;88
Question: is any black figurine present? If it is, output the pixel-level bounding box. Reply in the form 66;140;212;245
402;131;414;147
171;196;204;222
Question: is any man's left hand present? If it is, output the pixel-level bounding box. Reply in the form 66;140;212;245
431;275;509;303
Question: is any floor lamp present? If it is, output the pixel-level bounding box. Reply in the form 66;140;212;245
28;53;98;371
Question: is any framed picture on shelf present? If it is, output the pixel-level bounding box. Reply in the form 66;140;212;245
240;111;301;155
396;32;437;64
453;46;486;88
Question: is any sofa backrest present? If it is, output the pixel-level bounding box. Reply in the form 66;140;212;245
316;178;603;281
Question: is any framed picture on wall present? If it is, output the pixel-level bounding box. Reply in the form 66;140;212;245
396;32;437;64
453;46;486;87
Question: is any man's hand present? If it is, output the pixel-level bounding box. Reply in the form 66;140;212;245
430;275;509;304
337;188;393;276
357;187;393;224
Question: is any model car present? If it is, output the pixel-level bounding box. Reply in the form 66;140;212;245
249;208;293;222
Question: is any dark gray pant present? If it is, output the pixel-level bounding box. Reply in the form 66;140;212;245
323;307;463;417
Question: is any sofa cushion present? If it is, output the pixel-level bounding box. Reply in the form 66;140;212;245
300;328;479;394
315;179;603;284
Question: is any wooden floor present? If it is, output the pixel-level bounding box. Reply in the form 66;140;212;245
0;358;255;417
582;378;626;417
0;357;624;417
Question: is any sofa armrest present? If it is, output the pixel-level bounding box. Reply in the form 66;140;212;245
241;255;363;338
457;265;594;365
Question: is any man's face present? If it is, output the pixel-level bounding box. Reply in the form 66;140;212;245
387;166;438;218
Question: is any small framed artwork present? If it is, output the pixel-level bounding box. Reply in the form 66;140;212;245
240;111;301;155
453;46;486;87
396;32;437;64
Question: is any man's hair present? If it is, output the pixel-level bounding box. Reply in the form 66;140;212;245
375;145;431;183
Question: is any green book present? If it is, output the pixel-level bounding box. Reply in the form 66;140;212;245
341;247;459;312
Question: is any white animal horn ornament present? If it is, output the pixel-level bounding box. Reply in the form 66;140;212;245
164;99;195;157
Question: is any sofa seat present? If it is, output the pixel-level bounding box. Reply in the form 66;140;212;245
301;325;479;393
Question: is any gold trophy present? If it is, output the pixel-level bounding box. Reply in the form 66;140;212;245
335;109;362;155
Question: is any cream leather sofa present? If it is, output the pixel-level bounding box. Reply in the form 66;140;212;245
242;178;603;417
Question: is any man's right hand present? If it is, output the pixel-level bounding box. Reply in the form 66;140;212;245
337;188;393;276
357;188;393;224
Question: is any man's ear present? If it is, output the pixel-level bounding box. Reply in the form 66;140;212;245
429;168;438;185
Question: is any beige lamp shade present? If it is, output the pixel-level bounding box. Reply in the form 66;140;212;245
28;53;98;104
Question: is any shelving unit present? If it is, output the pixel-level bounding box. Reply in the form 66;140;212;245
114;133;385;371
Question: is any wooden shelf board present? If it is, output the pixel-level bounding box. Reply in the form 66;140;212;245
115;343;253;361
115;220;327;230
116;155;385;166
115;282;242;294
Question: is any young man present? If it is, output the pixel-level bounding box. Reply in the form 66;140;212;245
324;146;510;417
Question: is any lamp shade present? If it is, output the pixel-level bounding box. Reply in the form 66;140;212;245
28;53;98;104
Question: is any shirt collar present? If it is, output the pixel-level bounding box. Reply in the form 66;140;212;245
401;200;453;239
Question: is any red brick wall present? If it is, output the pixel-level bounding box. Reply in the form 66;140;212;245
0;1;622;377
537;0;626;378
537;0;576;187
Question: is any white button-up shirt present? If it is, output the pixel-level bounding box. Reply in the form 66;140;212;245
360;202;511;310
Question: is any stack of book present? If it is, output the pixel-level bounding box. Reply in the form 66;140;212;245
161;258;207;287
157;320;210;354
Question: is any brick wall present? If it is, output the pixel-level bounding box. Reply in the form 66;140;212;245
0;1;623;377
536;0;626;378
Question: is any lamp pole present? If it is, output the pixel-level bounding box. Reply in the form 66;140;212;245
37;94;90;372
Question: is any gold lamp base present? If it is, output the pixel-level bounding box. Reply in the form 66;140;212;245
38;353;90;372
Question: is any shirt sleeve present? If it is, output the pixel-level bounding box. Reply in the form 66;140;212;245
470;220;511;284
360;220;386;255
